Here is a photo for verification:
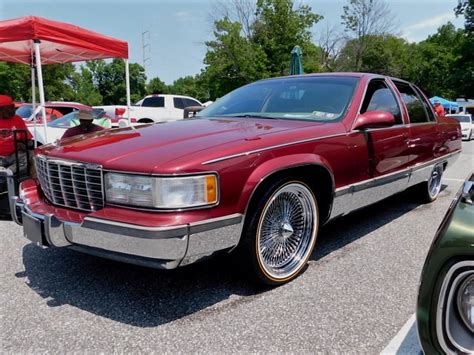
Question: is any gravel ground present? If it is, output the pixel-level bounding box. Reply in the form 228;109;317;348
1;141;472;353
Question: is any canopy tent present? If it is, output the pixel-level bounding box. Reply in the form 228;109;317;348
0;16;131;142
430;96;459;111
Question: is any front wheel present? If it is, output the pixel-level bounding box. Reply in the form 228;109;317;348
239;180;319;286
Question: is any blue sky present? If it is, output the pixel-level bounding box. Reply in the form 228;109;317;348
0;0;464;84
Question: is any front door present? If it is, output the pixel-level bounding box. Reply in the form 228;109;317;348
350;78;410;210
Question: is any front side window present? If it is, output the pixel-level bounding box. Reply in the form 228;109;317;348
393;81;430;124
142;96;165;107
197;76;359;122
360;79;402;124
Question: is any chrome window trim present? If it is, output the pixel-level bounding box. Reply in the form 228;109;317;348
354;77;405;129
436;260;474;354
201;132;347;165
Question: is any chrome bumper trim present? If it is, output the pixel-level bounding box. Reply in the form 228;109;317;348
14;195;244;269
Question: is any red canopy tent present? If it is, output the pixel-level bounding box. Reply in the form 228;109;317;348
0;16;131;142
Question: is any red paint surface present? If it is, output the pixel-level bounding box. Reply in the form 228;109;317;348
23;73;462;227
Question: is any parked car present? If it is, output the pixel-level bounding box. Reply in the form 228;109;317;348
94;94;203;124
417;174;474;354
4;73;462;285
447;113;473;140
29;110;111;145
16;101;91;124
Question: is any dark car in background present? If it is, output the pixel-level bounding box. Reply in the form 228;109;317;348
417;174;474;354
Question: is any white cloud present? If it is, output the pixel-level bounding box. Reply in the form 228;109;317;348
405;13;456;31
401;13;457;42
174;11;193;23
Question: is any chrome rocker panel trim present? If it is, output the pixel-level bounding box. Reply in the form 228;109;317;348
329;150;461;220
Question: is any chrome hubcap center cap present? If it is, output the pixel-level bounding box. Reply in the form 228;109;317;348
281;222;294;239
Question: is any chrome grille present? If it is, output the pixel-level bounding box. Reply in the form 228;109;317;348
35;155;104;212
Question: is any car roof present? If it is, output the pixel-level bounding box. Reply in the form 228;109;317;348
257;72;410;83
20;102;91;109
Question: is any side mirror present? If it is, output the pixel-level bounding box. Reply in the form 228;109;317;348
353;111;395;130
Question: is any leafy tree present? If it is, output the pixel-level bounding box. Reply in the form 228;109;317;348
252;0;322;76
146;77;169;95
341;0;395;70
453;0;474;97
87;59;146;105
203;18;269;99
41;63;76;101
0;62;30;102
70;65;103;105
169;75;210;102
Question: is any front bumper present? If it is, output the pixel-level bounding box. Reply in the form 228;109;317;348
4;171;243;269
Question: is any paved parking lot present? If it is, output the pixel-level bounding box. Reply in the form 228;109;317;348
1;141;473;353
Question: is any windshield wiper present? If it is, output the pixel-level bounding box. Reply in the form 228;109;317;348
232;114;279;120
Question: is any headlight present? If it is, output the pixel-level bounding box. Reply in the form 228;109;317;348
105;173;218;209
457;274;474;333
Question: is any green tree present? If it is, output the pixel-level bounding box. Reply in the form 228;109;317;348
252;0;322;76
406;23;464;98
203;18;269;99
169;75;210;102
87;59;146;105
146;77;170;95
341;0;395;70
453;0;474;97
41;63;76;101
0;62;30;102
70;65;103;105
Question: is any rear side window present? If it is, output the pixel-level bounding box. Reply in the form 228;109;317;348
360;79;402;124
393;82;431;124
173;98;185;109
142;96;165;107
412;86;436;122
15;105;33;118
184;98;201;108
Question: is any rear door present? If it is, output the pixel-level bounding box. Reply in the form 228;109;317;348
392;81;439;167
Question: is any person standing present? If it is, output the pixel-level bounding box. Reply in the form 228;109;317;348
433;101;445;116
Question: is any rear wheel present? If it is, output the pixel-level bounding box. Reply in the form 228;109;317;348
416;164;444;203
239;179;319;286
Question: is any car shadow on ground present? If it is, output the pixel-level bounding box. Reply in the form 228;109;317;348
17;184;449;328
311;185;448;262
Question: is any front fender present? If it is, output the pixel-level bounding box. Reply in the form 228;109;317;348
237;153;335;213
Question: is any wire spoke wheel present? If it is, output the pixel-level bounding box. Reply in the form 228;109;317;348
256;182;318;281
428;165;443;199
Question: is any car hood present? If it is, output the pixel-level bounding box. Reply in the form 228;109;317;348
38;117;330;173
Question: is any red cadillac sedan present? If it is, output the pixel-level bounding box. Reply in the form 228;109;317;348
4;73;462;285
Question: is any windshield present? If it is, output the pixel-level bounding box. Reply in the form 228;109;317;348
16;105;33;118
450;115;472;123
197;76;359;122
48;111;103;128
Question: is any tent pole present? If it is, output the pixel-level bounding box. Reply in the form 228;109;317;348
31;63;37;148
125;59;132;125
33;40;48;143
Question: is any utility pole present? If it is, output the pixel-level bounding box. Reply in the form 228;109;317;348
142;30;151;73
